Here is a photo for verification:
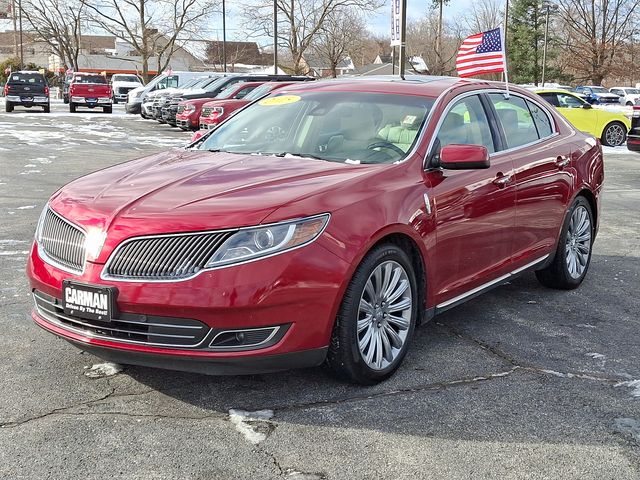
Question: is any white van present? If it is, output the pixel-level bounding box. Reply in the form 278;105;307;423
125;71;217;114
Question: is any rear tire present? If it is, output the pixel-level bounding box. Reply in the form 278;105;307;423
103;106;112;114
112;97;118;104
326;244;418;384
626;101;634;107
535;196;594;290
69;103;76;113
63;95;69;104
43;104;50;113
5;102;13;112
601;121;627;147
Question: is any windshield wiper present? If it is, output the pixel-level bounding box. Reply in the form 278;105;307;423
272;152;326;161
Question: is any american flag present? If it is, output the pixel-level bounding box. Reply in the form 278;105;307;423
456;27;506;78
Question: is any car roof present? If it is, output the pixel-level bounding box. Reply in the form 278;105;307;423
533;88;579;94
270;75;528;98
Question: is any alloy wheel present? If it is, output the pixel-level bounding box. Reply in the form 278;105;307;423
357;260;412;370
565;205;591;279
604;123;626;147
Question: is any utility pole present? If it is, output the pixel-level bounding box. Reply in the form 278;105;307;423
540;2;557;86
222;0;227;72
399;0;407;79
11;0;18;58
18;0;24;70
273;0;278;74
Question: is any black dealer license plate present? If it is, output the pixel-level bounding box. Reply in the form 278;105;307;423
62;281;116;322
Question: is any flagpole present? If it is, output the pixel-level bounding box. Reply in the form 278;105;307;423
501;25;509;98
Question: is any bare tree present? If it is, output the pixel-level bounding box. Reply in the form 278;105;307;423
21;0;84;70
311;8;366;77
557;0;640;84
242;0;383;74
407;12;464;75
82;0;217;80
464;0;503;34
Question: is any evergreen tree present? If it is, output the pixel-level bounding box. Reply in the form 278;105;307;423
507;0;546;84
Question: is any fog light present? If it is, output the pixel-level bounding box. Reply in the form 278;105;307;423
209;325;287;350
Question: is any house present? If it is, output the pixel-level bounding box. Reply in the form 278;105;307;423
355;56;428;76
0;31;206;76
302;55;355;77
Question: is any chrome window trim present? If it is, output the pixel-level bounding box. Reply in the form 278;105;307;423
100;213;331;283
424;88;560;168
36;207;87;276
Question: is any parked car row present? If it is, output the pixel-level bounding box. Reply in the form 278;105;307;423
127;71;315;133
535;88;630;147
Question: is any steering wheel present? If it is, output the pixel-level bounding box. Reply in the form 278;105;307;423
367;141;405;156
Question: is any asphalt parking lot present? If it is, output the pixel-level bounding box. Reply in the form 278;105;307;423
0;100;639;479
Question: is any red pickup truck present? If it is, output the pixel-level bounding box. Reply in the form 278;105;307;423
68;73;112;113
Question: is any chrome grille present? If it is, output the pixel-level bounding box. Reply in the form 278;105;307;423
33;290;210;348
105;231;235;280
39;208;86;273
201;107;213;117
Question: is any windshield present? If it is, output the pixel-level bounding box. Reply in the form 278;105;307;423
113;75;141;83
182;77;208;89
204;76;237;93
199;91;434;164
74;75;107;84
244;83;277;101
8;73;44;84
624;88;640;94
590;87;608;93
215;82;248;99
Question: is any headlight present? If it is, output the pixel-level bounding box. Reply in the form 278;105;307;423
205;214;329;268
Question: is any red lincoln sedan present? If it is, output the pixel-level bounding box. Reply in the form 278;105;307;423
27;77;603;384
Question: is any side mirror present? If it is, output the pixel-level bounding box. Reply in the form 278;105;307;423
582;103;592;109
440;144;490;170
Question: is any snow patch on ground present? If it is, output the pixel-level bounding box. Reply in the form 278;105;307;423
613;418;640;442
0;239;27;245
615;379;640;398
83;362;123;378
228;409;274;444
576;323;597;329
16;205;36;210
602;145;637;156
0;250;29;256
586;352;605;360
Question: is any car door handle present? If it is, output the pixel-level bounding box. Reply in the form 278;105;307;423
556;156;570;169
492;174;511;188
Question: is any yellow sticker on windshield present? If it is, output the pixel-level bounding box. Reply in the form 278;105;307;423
259;95;301;106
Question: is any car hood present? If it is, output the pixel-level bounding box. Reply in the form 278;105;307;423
113;81;142;88
49;149;381;252
593;92;619;98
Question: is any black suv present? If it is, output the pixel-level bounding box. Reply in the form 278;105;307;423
4;71;50;113
162;74;314;126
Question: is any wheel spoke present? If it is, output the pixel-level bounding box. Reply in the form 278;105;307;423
387;314;410;330
382;267;401;299
388;297;411;313
374;329;383;368
359;298;374;315
359;325;374;351
386;278;409;305
364;278;376;303
357;315;372;333
380;328;393;362
384;324;403;348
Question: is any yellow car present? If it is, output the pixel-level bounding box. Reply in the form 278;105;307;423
536;89;630;147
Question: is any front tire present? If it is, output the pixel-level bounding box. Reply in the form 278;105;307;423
601;122;627;147
535;196;594;290
69;102;76;113
327;244;418;384
5;102;13;112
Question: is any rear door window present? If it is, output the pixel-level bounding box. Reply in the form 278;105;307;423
526;100;553;138
488;94;539;149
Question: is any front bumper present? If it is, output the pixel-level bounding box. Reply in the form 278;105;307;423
27;238;348;373
125;101;141;114
627;134;640;151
